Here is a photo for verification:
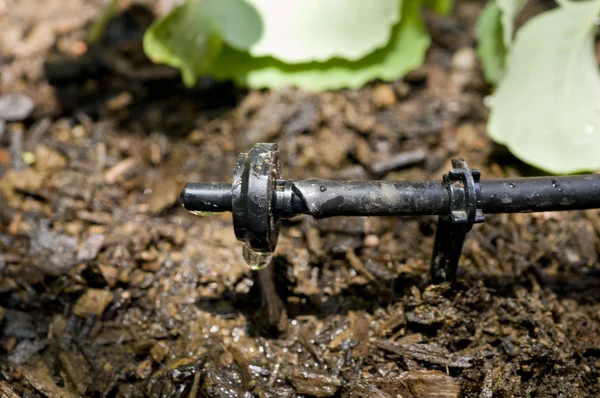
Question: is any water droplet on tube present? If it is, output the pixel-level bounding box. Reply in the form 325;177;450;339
242;245;272;270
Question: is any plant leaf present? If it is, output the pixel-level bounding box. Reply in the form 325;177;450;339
200;0;262;50
497;0;527;48
245;0;401;63
208;0;430;91
143;0;223;87
488;0;600;174
476;1;506;84
424;0;454;15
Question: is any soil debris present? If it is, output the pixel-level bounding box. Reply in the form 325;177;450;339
0;381;20;398
72;288;113;317
289;368;341;397
20;358;75;398
58;351;92;395
377;371;460;398
376;340;472;368
7;339;48;365
370;149;427;176
0;1;598;397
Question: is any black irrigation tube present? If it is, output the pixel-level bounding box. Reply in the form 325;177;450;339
180;143;600;283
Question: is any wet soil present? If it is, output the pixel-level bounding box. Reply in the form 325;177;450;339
0;1;599;397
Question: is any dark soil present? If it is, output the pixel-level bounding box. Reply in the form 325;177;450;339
0;1;599;397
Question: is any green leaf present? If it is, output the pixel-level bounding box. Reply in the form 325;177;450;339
488;0;600;174
497;0;527;47
142;0;262;86
424;0;454;15
208;0;430;91
476;1;506;84
200;0;262;50
143;1;223;86
246;0;401;63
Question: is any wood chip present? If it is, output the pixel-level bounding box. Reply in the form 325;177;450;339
73;289;113;317
77;210;114;225
151;341;169;363
375;340;472;368
33;144;67;172
289;369;341;397
346;248;378;285
20;359;75;398
342;380;392;398
98;264;118;287
104;157;138;184
350;311;370;358
0;381;20;398
370;149;426;176
59;351;92;395
105;91;133;111
373;371;459;398
328;327;353;350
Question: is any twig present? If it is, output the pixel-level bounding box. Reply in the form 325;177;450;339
370;149;426;176
345;248;379;286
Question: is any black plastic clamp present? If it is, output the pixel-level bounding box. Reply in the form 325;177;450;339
430;159;485;283
232;143;281;253
445;158;485;224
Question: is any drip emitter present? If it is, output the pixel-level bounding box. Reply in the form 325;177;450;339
180;143;600;282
